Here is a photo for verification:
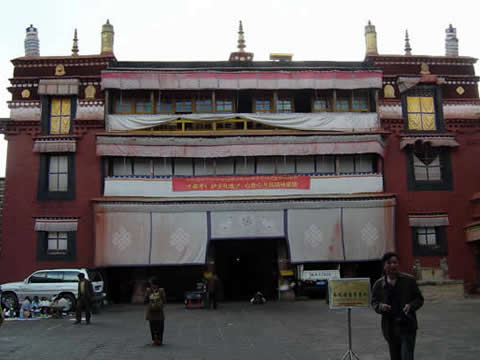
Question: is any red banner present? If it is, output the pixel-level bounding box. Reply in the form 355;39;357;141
172;175;310;192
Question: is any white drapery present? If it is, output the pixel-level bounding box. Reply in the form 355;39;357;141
106;112;379;132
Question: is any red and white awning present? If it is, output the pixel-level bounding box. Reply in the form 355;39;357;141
102;70;383;90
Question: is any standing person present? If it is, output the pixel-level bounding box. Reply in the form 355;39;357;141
372;252;424;360
75;273;94;325
144;278;167;346
207;272;218;310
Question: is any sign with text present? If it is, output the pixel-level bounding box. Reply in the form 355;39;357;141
328;278;371;309
172;175;310;192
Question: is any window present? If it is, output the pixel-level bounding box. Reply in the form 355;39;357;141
49;97;72;134
196;97;213;112
406;145;452;191
352;90;369;111
412;226;447;256
216;98;233;112
156;96;174;113
29;272;47;283
47;232;68;255
255;96;272;113
48;155;69;192
38;154;75;200
335;91;350;111
176;98;193;113
313;92;331;112
403;87;442;131
277;98;293;113
41;96;76;135
135;94;152;113
37;231;76;261
64;272;80;282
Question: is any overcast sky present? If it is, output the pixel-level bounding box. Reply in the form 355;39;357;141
0;0;479;177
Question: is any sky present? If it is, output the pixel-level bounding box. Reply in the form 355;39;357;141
0;0;479;177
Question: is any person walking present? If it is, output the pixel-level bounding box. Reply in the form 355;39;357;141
75;273;94;324
372;252;424;360
207;273;218;310
144;278;167;346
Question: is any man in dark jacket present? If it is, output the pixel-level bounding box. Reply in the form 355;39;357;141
75;272;94;324
372;252;424;360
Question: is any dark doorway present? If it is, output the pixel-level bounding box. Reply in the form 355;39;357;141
214;239;278;301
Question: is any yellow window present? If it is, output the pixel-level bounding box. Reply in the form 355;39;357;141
50;98;71;134
406;96;436;130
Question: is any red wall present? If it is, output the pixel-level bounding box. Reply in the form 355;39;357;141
0;130;101;283
383;133;480;286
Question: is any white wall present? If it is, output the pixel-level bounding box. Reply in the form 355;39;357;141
104;174;383;197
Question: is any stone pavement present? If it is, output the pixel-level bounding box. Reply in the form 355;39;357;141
1;298;479;360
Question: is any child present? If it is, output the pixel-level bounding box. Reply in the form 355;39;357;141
19;297;32;318
31;296;41;317
39;297;51;317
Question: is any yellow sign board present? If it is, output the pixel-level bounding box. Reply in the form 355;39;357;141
280;269;294;276
328;278;371;309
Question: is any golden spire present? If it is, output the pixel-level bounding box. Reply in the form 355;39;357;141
365;20;378;56
72;28;79;56
101;19;114;55
237;20;246;52
404;30;412;55
229;20;253;61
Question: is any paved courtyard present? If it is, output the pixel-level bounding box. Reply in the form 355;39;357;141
1;298;479;360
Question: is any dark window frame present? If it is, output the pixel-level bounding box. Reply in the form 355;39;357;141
38;153;76;201
401;85;444;133
405;146;452;191
37;231;76;261
412;226;448;256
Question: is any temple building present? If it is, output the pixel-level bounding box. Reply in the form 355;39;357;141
0;21;478;301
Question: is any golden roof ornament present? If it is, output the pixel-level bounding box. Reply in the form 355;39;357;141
229;20;253;61
101;19;114;55
404;30;412;55
72;29;79;56
237;21;246;52
365;20;378;55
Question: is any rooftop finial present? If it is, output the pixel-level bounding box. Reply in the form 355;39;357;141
72;29;79;56
364;20;378;56
229;20;253;61
24;24;40;57
404;30;412;55
101;19;114;55
445;24;459;56
237;20;246;52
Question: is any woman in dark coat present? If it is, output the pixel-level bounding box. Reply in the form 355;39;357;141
372;252;424;360
144;278;167;346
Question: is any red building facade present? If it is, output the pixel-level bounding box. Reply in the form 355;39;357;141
0;22;479;300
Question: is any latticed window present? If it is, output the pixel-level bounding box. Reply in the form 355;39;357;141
135;95;152;113
255;97;271;112
176;99;193;112
47;232;68;254
50;97;71;134
352;90;369;111
413;148;441;181
406;88;436;130
48;155;69;192
416;227;437;247
313;97;330;112
277;99;293;113
335;92;350;111
216;99;233;112
196;98;213;112
156;97;173;113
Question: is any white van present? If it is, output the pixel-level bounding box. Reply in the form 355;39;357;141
0;268;104;311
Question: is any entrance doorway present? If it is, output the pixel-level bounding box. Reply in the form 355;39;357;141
214;239;278;301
